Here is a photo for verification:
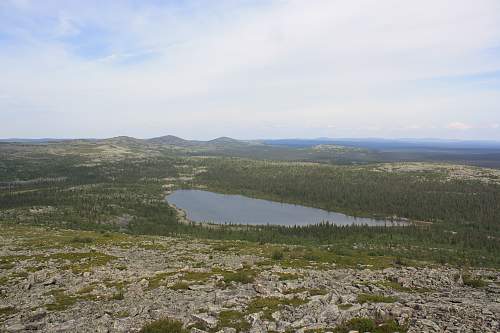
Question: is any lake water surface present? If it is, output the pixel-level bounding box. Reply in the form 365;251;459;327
166;189;402;226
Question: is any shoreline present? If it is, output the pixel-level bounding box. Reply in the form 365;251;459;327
165;194;421;229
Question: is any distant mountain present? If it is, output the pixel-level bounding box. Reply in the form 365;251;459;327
4;135;500;152
208;137;252;146
147;135;251;147
98;136;149;148
0;134;253;148
147;135;202;147
209;136;239;144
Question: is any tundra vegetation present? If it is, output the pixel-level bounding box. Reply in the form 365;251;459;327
0;138;499;332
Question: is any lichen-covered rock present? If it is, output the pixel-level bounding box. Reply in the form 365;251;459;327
1;228;498;333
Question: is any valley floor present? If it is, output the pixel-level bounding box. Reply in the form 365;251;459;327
0;226;498;333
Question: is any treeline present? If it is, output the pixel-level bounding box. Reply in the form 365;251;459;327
172;222;499;268
0;155;180;231
1;151;499;268
195;159;500;231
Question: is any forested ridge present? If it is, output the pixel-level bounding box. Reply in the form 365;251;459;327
1;148;499;267
196;158;500;228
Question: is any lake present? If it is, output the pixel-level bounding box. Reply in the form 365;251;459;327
166;189;403;226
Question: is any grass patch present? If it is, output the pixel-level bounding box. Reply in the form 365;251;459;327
114;264;128;271
0;255;30;270
216;268;257;285
271;249;284;260
366;279;433;293
45;290;77;311
0;262;15;270
146;271;177;290
277;272;302;281
282;287;327;296
0;276;9;286
213;243;233;252
45;289;96;311
104;279;129;290
463;275;487;288
3;251;117;274
356;293;397;304
216;310;251;332
140;318;188;333
71;236;94;244
112;288;125;300
76;285;96;294
49;252;116;273
169;281;190;290
332;317;408;333
26;265;45;272
258;245;399;270
338;303;353;310
374;280;412;292
115;310;129;318
308;288;328;296
182;271;212;283
0;306;17;318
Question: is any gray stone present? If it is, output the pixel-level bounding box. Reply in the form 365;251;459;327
191;313;218;329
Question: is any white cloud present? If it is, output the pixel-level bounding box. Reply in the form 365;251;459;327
0;0;499;139
54;14;80;37
446;122;473;130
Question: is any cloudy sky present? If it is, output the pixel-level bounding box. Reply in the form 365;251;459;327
1;0;500;140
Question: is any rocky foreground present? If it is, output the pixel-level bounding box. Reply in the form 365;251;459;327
0;226;499;333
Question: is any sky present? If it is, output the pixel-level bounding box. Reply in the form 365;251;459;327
1;0;500;140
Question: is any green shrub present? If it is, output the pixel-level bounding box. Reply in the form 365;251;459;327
356;293;397;304
303;252;320;261
333;317;408;333
393;257;408;266
463;275;487;288
222;269;256;284
246;297;307;320
71;236;94;244
217;310;251;332
0;306;17;317
170;282;190;290
334;317;376;332
213;244;232;251
271;250;284;260
277;272;301;281
112;289;124;300
140;318;188;333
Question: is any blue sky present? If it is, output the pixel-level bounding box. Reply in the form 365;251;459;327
1;0;500;140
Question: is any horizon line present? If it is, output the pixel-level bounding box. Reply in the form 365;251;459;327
2;135;500;143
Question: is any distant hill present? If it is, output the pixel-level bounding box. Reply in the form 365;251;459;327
4;136;499;150
147;135;251;148
101;136;145;144
0;135;253;148
208;137;241;144
146;135;200;147
208;137;254;147
3;135;500;168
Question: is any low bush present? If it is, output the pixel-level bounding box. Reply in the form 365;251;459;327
71;236;94;244
356;293;397;304
271;249;284;260
333;317;408;333
140;318;188;333
463;275;487;288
